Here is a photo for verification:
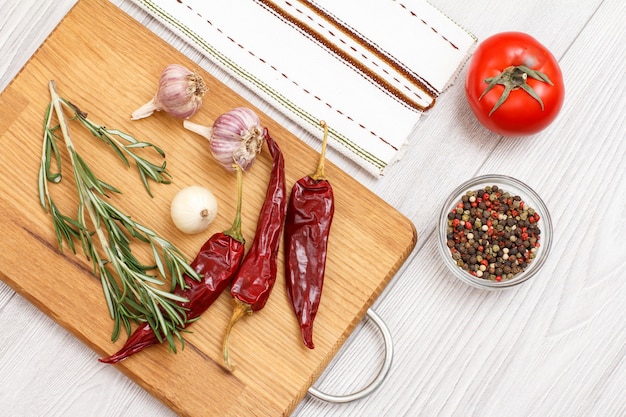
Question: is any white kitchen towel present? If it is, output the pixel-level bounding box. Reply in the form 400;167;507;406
131;0;476;175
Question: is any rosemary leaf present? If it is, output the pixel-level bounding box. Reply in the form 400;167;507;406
44;132;62;183
38;165;49;212
151;287;189;304
100;264;116;320
149;294;168;339
136;271;167;287
72;151;112;197
51;205;79;254
169;249;200;285
151;242;167;281
163;251;181;292
42;104;63;182
137;168;153;198
165;332;178;353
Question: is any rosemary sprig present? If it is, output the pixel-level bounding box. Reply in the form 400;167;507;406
62;99;171;197
38;80;200;349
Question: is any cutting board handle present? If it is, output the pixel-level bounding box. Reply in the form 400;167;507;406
307;308;393;403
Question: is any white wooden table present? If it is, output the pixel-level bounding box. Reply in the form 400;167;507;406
1;0;624;416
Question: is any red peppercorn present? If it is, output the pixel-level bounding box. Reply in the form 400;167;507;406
496;276;502;282
465;222;473;230
452;219;460;228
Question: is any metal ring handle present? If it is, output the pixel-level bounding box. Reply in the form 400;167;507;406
307;308;394;403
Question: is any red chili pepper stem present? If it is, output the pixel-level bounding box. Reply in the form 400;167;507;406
222;298;253;371
310;120;329;181
223;163;245;243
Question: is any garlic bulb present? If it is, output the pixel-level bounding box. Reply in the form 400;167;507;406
132;64;208;120
183;107;264;172
170;185;218;234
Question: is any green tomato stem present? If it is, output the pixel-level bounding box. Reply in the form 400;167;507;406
479;65;554;116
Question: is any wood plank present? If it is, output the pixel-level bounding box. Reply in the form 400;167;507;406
0;0;416;416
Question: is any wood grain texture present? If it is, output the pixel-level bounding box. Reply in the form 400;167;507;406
0;1;415;416
1;0;625;416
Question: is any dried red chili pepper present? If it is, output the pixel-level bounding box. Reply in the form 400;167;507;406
284;121;334;349
99;167;247;364
222;129;286;370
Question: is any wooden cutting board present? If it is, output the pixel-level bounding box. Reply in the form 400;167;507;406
0;0;416;415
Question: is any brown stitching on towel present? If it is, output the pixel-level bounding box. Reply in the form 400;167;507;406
172;0;400;152
257;0;437;111
293;0;438;96
393;0;459;50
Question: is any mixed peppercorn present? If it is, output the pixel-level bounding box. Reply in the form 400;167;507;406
445;185;542;282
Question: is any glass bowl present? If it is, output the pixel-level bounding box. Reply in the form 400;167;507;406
437;174;553;290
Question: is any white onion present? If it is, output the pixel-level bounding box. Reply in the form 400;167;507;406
132;64;208;120
170;185;218;234
183;107;264;172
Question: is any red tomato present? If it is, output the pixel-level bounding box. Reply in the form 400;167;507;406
465;32;564;136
